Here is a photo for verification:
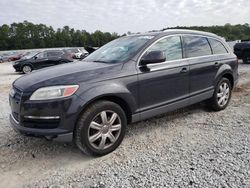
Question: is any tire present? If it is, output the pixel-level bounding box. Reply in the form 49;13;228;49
74;100;127;156
22;65;32;74
207;78;232;111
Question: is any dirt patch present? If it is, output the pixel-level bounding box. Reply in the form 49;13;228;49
234;81;250;92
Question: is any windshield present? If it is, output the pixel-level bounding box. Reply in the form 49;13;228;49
21;51;39;59
83;35;154;63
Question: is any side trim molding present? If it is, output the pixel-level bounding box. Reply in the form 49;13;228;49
131;89;214;123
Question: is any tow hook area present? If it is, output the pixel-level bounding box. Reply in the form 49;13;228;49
45;133;73;142
45;135;57;141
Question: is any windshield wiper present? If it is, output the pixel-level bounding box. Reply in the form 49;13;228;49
93;60;109;63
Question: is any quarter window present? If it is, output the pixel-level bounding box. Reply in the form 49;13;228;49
146;36;183;61
208;38;228;54
47;51;63;57
184;36;212;58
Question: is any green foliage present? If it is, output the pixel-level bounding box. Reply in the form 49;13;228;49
1;21;250;50
163;23;250;41
0;21;119;50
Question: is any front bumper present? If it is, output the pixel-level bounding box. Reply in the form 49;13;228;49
9;90;82;142
10;113;72;139
13;63;22;72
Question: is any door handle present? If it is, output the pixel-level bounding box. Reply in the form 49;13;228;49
180;67;188;73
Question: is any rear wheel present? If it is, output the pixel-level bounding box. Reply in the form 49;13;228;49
207;78;232;111
22;65;32;74
74;101;127;156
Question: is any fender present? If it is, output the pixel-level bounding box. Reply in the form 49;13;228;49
75;82;138;115
214;63;234;86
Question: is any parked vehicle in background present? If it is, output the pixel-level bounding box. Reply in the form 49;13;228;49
9;30;238;156
234;41;250;63
8;52;23;61
0;55;3;63
13;50;73;74
1;52;17;62
66;48;89;59
85;46;99;54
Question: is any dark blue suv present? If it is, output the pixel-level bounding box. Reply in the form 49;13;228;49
9;30;239;156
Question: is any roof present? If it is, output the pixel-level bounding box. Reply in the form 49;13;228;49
129;29;221;39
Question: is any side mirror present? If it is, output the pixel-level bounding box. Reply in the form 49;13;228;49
140;50;166;66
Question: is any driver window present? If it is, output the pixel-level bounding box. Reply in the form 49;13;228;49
36;52;47;59
146;36;183;61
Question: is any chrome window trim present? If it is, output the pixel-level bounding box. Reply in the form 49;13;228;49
137;33;231;68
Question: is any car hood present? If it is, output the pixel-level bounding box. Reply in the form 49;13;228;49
15;58;30;63
13;61;123;92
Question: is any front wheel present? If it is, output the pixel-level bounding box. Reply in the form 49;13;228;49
22;65;32;74
207;78;232;111
74;101;127;156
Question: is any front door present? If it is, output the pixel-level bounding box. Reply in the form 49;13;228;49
34;51;49;69
138;36;189;118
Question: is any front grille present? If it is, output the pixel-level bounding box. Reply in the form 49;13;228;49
22;119;60;129
13;87;23;101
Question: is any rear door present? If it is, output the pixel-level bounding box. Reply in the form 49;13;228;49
47;51;64;65
138;35;190;115
183;35;217;97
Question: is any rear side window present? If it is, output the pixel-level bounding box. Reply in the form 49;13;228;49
208;38;228;54
184;36;212;58
146;36;183;61
36;52;47;59
47;51;63;57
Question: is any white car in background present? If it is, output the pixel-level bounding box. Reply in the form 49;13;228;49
66;48;89;59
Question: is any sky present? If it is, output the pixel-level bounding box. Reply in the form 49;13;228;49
0;0;249;34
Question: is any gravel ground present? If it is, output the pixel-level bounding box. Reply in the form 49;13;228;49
0;62;250;188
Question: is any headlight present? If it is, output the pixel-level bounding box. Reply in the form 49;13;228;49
30;85;79;100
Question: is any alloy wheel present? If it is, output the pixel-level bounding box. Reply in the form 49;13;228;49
23;65;32;74
88;110;122;150
217;82;230;107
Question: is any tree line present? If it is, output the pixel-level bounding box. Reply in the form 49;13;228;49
0;21;119;51
0;21;250;51
162;23;250;41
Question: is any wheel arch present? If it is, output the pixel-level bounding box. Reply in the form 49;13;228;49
21;63;34;70
215;64;235;88
75;94;135;129
222;73;234;88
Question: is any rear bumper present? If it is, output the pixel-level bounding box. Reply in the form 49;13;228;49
234;77;239;87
